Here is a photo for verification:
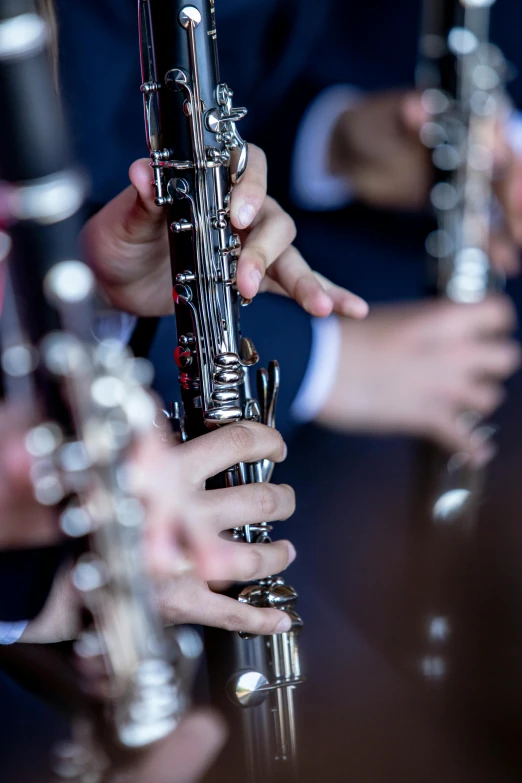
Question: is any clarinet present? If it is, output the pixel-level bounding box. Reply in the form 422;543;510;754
0;2;196;779
418;0;505;526
138;2;303;780
405;0;505;693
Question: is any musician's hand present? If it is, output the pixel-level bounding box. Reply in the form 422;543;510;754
330;89;432;210
316;296;520;465
82;149;368;320
115;710;226;783
403;91;522;277
135;421;295;576
231;146;368;318
331;89;522;277
137;422;297;636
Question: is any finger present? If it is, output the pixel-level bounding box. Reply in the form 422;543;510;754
429;411;496;468
314;270;369;318
130;710;226;783
190;590;293;634
230;143;267;230
179;422;287;485
489;225;521;277
430;296;516;340
128;158;166;232
236;197;296;299
468;296;517;337
86;158;165;258
204;539;296;583
465;340;521;379
457;382;506;418
145;520;195;580
200;482;296;531
263;246;368;319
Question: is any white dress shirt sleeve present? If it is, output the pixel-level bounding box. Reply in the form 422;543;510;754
290;314;342;423
291;85;361;211
506;109;522;156
0;620;28;645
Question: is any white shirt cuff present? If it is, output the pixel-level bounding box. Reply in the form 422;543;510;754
0;620;28;645
506;109;522;156
290;314;342;423
291;85;361;211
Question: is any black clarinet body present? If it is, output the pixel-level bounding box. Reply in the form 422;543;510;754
0;0;85;433
141;0;252;436
139;3;303;781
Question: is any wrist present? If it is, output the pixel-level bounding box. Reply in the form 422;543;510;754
329;108;359;182
292;85;361;211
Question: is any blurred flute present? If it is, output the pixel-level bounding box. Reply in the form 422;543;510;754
418;0;505;525
138;2;303;780
0;1;196;778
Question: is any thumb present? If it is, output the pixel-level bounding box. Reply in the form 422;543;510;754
125;157;165;238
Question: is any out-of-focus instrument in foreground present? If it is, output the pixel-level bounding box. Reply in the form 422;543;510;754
138;2;303;780
0;1;198;779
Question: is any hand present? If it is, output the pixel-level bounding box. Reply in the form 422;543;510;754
136;422;297;637
19;420;297;642
330;89;522;276
83;146;368;319
109;710;226;783
330;89;432;210
316;296;520;465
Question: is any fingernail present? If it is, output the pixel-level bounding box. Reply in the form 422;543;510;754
282;442;288;460
250;269;262;294
237;203;256;228
276;614;292;633
286;542;296;565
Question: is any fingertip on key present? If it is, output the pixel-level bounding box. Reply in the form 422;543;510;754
286;541;297;565
276;613;292;633
236;203;256;229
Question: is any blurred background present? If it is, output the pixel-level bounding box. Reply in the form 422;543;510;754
5;0;522;780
